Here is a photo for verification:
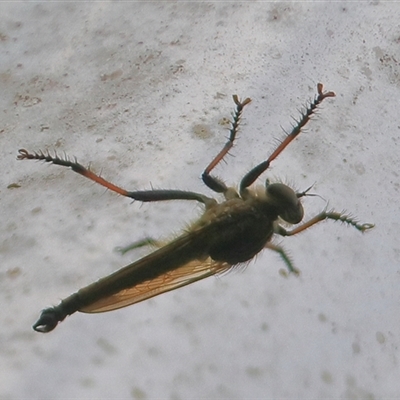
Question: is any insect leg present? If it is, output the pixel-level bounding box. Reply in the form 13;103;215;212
202;96;251;193
124;189;216;207
265;242;299;274
239;84;335;194
115;237;161;255
274;211;374;237
17;149;215;206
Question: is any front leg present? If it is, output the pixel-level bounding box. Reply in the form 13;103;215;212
274;211;374;237
265;242;300;275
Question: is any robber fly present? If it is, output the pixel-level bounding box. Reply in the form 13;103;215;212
18;83;373;333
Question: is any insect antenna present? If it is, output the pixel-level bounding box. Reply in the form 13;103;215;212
296;183;325;201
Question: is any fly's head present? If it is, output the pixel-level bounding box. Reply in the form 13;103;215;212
264;180;305;225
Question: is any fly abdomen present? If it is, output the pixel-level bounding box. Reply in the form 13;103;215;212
33;293;81;332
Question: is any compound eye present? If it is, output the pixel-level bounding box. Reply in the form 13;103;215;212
266;183;304;224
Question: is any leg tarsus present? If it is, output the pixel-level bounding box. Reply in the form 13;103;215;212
18;149;216;206
115;237;161;255
239;83;335;193
202;96;251;193
275;211;375;237
18;149;130;196
266;242;300;275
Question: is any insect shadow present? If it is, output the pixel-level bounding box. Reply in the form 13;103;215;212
17;83;374;333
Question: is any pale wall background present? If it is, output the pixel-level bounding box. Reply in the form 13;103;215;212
1;2;399;399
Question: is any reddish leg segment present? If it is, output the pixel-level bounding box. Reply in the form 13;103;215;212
274;211;374;236
201;95;251;193
239;84;335;194
17;150;215;207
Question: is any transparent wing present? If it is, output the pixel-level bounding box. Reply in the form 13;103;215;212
80;257;232;313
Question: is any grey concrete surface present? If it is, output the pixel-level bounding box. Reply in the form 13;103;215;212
1;2;398;399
